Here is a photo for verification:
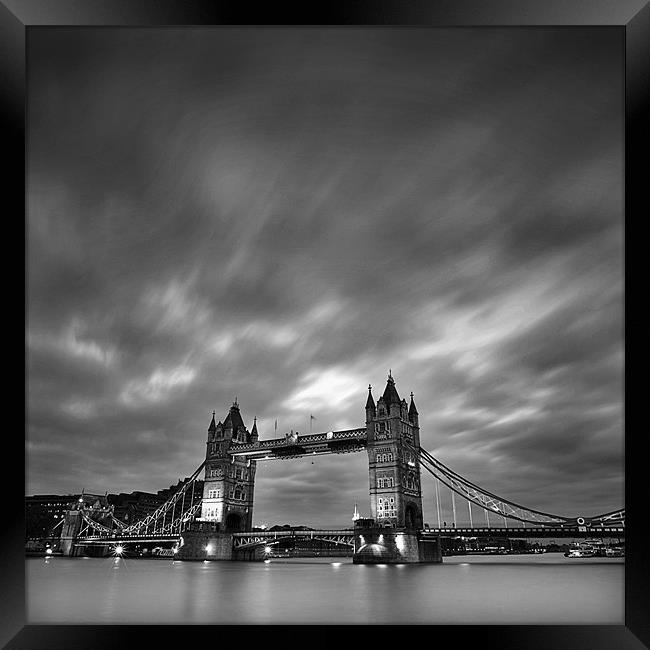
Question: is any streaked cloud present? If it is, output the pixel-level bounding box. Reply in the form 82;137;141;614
119;362;198;407
28;319;117;368
26;28;623;526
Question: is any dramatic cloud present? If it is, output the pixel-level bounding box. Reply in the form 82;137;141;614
27;28;623;527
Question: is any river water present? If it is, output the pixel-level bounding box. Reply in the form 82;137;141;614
26;554;623;625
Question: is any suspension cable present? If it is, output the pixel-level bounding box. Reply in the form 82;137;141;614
413;443;623;527
122;460;205;535
417;449;562;525
420;446;565;520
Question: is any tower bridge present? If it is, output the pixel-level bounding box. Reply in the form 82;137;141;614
59;373;625;563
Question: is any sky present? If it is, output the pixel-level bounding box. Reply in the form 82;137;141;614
26;28;623;528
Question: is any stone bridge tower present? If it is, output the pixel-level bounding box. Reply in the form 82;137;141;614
200;400;257;532
365;373;423;530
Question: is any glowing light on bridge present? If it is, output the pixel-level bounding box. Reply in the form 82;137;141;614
45;548;52;555
205;544;213;554
114;545;124;556
264;546;272;554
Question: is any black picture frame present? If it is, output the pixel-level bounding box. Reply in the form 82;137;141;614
6;0;647;647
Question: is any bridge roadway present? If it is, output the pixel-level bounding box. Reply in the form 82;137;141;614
74;525;625;547
74;534;180;546
232;529;355;549
227;428;367;461
421;526;625;539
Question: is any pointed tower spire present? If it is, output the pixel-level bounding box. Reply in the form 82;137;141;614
208;411;217;432
365;384;376;420
365;384;375;410
250;416;259;443
382;371;401;407
352;502;360;521
409;391;419;426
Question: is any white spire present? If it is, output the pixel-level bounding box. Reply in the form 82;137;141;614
352;503;361;521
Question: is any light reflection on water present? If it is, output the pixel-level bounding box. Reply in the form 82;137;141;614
27;554;623;625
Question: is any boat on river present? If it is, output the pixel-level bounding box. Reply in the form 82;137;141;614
564;539;624;558
564;542;596;558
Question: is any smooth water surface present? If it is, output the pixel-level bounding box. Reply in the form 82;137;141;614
27;554;623;624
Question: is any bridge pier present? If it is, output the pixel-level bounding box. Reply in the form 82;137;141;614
232;545;267;561
352;520;442;564
176;523;235;561
59;509;82;557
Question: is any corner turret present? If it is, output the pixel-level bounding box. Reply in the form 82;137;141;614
208;411;217;440
365;385;376;421
409;392;419;426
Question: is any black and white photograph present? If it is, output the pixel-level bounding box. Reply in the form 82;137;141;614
25;25;625;626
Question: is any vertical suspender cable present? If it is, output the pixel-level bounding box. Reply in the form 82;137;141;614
451;489;457;528
485;508;490;528
435;477;441;529
188;478;196;531
180;483;187;533
468;500;473;528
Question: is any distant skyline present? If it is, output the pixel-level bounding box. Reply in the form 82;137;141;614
27;28;623;527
